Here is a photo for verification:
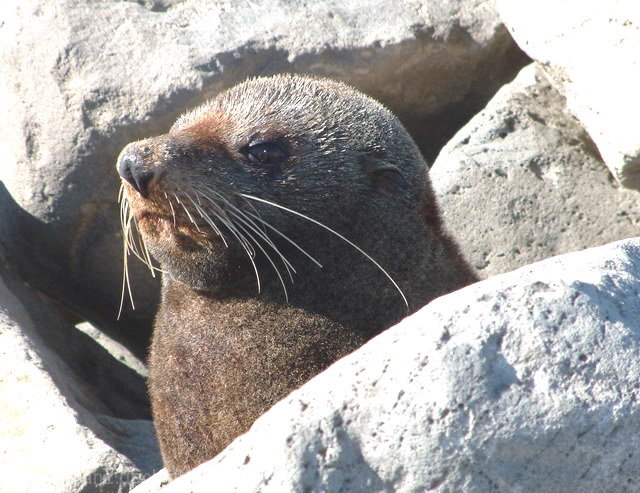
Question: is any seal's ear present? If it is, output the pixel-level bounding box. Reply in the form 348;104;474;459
360;154;411;192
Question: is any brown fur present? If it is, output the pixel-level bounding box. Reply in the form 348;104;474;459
117;75;477;478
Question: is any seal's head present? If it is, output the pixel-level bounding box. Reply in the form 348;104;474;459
117;75;472;319
116;75;477;478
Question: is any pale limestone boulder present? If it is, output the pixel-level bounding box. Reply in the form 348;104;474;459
133;237;640;492
431;64;640;279
0;0;527;355
76;321;149;378
497;0;640;188
0;267;161;492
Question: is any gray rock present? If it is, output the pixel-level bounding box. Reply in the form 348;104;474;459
0;264;161;491
431;64;640;279
0;256;153;421
0;0;527;355
76;321;149;378
130;469;170;493
133;237;640;492
496;0;640;188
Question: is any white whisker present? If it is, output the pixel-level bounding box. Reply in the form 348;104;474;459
189;189;262;293
200;184;318;271
174;192;202;233
197;187;297;276
117;185;165;318
239;193;409;311
187;195;228;245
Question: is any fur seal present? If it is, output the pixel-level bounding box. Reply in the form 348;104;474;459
116;74;477;478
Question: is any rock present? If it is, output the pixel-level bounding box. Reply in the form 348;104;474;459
76;321;149;378
133;237;640;492
0;0;528;356
0;262;162;491
496;0;640;188
431;64;640;279
0;254;153;421
130;470;170;493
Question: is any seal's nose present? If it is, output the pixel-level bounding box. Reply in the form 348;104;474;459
117;147;156;199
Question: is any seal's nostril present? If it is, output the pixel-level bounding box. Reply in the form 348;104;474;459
117;151;155;199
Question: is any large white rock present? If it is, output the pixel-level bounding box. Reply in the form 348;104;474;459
134;237;640;492
0;0;527;354
431;64;640;279
0;268;161;492
497;0;640;188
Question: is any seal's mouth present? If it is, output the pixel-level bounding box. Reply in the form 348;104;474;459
136;211;178;228
135;209;225;248
121;180;223;237
136;212;178;235
118;182;409;319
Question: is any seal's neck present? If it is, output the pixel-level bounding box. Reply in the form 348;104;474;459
160;220;476;338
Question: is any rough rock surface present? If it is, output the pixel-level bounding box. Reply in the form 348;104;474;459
5;1;640;490
431;64;640;279
133;237;640;492
0;264;162;492
0;0;527;355
497;0;640;188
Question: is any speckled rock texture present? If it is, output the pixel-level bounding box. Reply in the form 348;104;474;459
0;264;161;492
497;0;640;188
134;238;640;492
431;64;640;278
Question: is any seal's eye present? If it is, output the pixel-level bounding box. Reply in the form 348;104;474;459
246;141;288;166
